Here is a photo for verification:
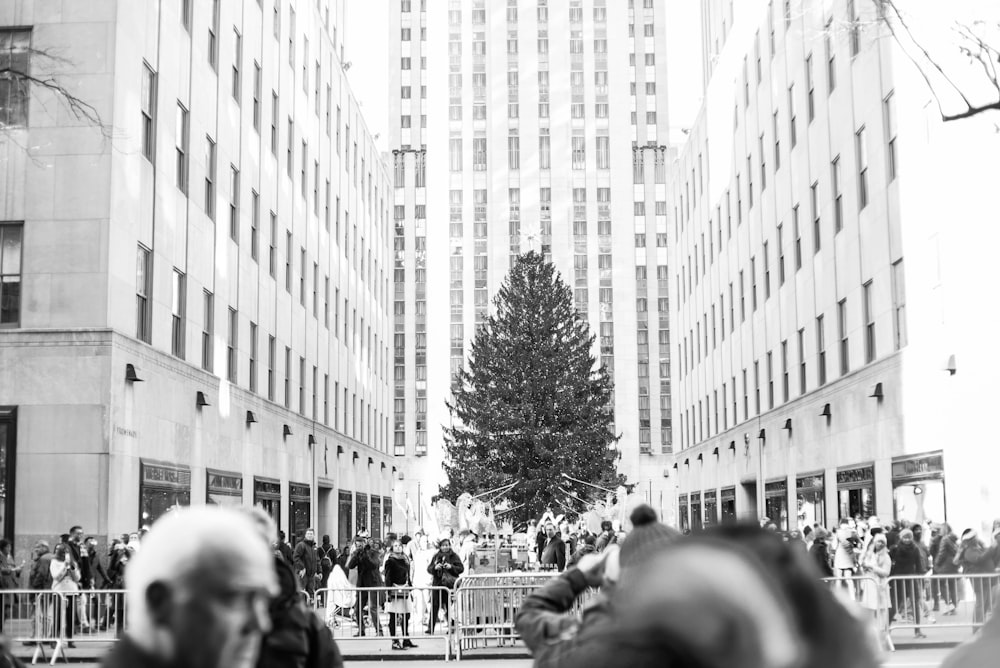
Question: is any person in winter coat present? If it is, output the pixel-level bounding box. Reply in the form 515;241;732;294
567;535;597;569
859;532;892;645
809;527;834;577
292;529;320;601
954;528;997;625
539;524;566;572
383;539;416;650
346;535;383;637
932;523;960;614
317;536;337;607
594;521;617;553
50;544;80;646
890;529;926;638
0;540;23;634
941;596;1000;668
427;538;463;634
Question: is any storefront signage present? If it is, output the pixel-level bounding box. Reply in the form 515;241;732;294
207;471;243;495
765;480;787;495
837;466;874;486
254;478;281;499
796;474;825;492
289;483;310;502
141;462;191;488
891;454;944;481
114;426;138;438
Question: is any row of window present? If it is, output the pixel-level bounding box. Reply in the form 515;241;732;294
678;267;907;450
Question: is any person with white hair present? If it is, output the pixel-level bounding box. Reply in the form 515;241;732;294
100;506;278;668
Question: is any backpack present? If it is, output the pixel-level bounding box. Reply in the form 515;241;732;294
305;607;342;668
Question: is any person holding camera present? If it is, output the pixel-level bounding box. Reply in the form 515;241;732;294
346;534;383;637
50;544;80;647
427;538;463;635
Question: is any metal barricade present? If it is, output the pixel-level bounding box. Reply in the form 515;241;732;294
453;579;600;660
453;572;559;589
885;573;1000;640
0;589;127;665
314;585;454;660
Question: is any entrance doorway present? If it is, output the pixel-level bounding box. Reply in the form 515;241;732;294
317;486;332;538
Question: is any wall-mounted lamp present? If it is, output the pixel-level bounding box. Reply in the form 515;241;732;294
662;468;671;478
380;462;386;471
196;391;210;408
783;418;793;431
246;410;257;424
125;364;143;383
337;445;344;455
945;354;957;376
712;446;720;458
820;403;832;419
672;462;679;471
728;441;736;454
307;434;316;446
352;451;359;462
757;429;767;441
397;471;404;481
869;382;884;400
684;458;690;468
367;457;374;467
282;424;292;437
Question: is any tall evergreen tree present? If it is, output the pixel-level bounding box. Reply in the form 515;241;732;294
440;252;625;523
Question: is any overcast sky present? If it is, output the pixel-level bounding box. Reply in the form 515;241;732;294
343;0;705;156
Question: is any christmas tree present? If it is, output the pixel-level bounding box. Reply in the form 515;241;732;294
440;251;626;524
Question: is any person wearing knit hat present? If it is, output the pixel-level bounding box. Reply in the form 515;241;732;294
618;504;682;571
955;527;994;625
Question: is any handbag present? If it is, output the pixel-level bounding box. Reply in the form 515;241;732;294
439;569;458;589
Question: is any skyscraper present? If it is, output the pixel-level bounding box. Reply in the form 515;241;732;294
389;0;676;521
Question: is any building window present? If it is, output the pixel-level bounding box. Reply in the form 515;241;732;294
232;29;242;101
838;298;849;376
892;259;906;350
777;224;785;285
248;322;257;392
202;290;214;372
181;0;192;31
226;307;238;382
832;157;843;232
788;84;797;148
208;0;220;69
572;136;585;170
863;280;875;363
793;205;802;270
140;63;157;161
797;328;806;395
175;103;189;192
508;134;520;170
450;138;462;171
252;62;261;130
268;212;277;277
136;245;152;343
229;166;240;241
205;136;216;219
171;269;186;358
806;54;815;121
884;92;897;182
856;127;868;209
810;181;820;253
267;335;275;400
763;243;771;298
825;21;836;92
283;346;291;408
781;340;789;403
816;315;826;386
596;136;610;169
0;223;22;327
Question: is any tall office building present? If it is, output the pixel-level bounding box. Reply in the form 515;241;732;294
668;0;1000;532
388;0;676;524
0;0;396;552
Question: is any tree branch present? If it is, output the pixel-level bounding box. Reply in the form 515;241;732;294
942;100;1000;122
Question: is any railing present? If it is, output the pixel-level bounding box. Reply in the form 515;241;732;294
0;589;127;665
2;571;991;663
313;585;455;660
822;572;1000;650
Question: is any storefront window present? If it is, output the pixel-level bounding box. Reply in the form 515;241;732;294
206;470;243;506
720;487;737;523
338;490;353;546
0;408;16;541
678;494;689;532
690;492;702;530
703;490;717;526
289;482;311;544
837;465;875;521
892;453;946;525
356;492;369;535
764;480;789;531
371;496;382;539
254;478;281;523
796;473;826;530
139;461;191;530
383;496;393;536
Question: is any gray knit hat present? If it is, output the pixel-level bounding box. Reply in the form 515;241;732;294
619;504;682;570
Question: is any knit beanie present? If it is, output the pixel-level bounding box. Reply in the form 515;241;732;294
619;504;682;570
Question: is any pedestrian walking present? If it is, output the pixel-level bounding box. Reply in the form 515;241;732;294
809;527;835;577
292;528;320;602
